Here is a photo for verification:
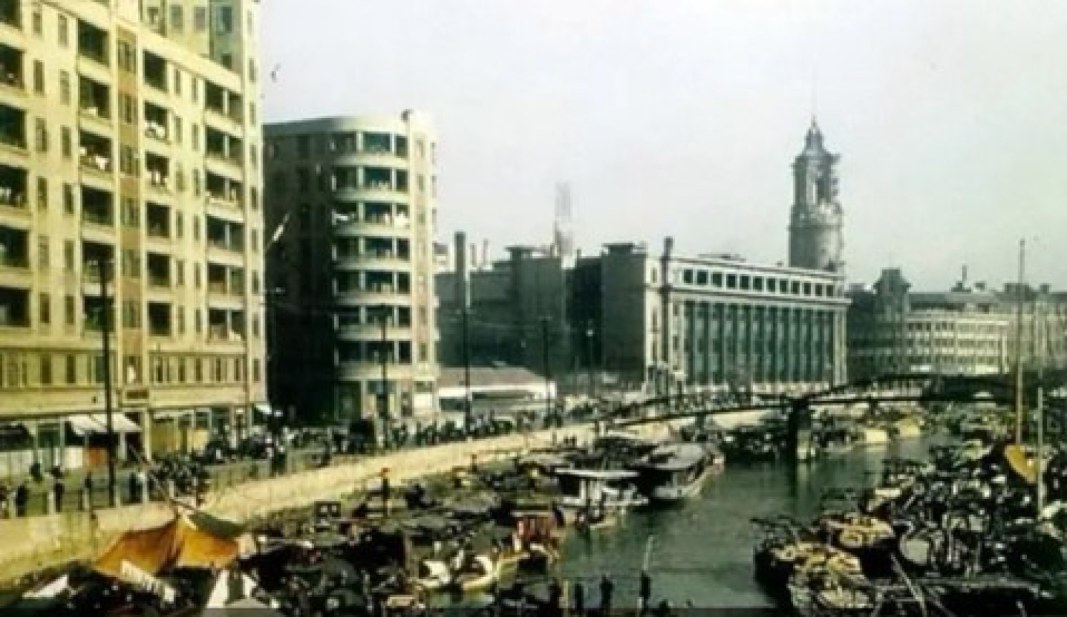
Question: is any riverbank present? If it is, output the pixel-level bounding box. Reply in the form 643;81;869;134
0;419;680;590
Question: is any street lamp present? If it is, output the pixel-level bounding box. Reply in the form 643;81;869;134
91;258;118;506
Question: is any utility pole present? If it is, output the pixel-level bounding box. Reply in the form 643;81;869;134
585;322;595;399
1014;239;1026;445
1036;291;1046;515
96;258;117;506
379;305;390;450
541;316;552;419
461;306;472;430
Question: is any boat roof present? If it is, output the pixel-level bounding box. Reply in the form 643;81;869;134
556;468;638;480
634;443;709;471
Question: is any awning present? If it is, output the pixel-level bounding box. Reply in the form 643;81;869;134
152;409;194;421
68;414;142;436
253;403;283;418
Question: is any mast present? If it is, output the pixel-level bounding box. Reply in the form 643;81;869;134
1014;239;1025;445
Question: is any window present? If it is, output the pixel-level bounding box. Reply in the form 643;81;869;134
175;260;183;285
192;124;199;150
63;184;75;214
195;309;201;333
218;6;234;33
194;264;200;288
192;169;200;195
59;71;70;104
169;5;184;32
122;248;140;277
173;68;182;95
65;355;76;384
31;8;41;35
122;300;139;328
252;359;261;382
34;118;47;151
58;15;68;46
32;61;42;94
61;127;71;158
118;42;136;73
194;7;208;31
39;354;51;385
36;177;46;209
177;307;184;334
173;116;182;145
121;197;138;227
175;212;183;237
64;240;74;269
119;145;137;175
64;295;74;325
39;293;49;325
37;235;48;267
120;94;134;124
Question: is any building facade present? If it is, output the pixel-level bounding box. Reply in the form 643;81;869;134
438;238;849;397
0;0;266;469
847;268;1067;380
264;113;438;424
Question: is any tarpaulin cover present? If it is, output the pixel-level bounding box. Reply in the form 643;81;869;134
1004;444;1037;485
93;514;240;578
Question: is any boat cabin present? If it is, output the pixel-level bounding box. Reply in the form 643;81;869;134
554;468;647;510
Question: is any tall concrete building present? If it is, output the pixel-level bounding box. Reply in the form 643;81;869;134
789;120;844;273
264;113;439;423
0;0;265;470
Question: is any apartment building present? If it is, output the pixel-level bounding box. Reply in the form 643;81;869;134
264;113;439;424
0;0;265;470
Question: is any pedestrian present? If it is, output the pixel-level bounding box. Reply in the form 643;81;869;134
128;471;139;503
599;574;614;615
0;482;8;517
573;580;585;616
548;578;563;617
381;472;391;516
15;481;29;517
53;478;65;513
83;473;93;493
639;570;652;613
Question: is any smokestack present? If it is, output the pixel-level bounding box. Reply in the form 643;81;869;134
481;240;489;270
454;231;469;308
962;265;968;289
663;236;675;258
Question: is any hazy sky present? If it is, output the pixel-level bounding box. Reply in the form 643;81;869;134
262;1;1067;290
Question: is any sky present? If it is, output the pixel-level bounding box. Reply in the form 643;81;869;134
261;0;1067;290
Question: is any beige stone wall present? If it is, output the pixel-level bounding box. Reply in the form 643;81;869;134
0;420;678;587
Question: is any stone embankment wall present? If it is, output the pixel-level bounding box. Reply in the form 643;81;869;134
0;421;677;587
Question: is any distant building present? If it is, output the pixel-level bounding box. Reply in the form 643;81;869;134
437;366;555;416
264;112;439;423
847;268;1067;379
438;237;848;396
437;122;851;396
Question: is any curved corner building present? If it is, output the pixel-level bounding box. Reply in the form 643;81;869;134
264;112;438;422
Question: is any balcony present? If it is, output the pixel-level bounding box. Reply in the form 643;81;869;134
146;253;170;289
80;186;114;227
145;152;171;193
208;308;245;343
143;101;169;143
0;44;23;99
146;202;170;239
204;83;243;132
81;296;110;333
0;162;25;211
0;285;28;328
78;76;111;129
0;225;28;286
79;131;113;177
147;302;172;338
142;51;166;91
206;216;244;254
77;22;110;67
0;1;20;31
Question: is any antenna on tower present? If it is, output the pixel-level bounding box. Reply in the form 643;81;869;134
553;183;575;266
810;65;820;125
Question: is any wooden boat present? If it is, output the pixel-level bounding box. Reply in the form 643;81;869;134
451;554;497;593
630;442;715;504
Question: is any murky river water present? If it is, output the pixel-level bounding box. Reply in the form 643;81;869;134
558;439;932;610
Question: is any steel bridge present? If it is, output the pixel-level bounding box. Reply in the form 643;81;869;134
599;370;1067;462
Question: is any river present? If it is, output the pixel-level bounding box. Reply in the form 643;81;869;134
557;438;932;610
